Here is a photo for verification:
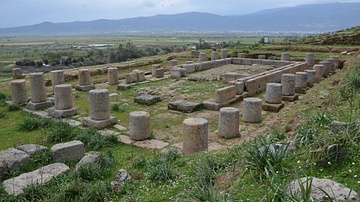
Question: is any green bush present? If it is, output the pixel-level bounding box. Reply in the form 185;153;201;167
7;104;20;111
99;150;115;169
111;103;127;113
75;127;118;151
147;154;173;183
18;115;55;131
74;164;102;182
46;121;76;143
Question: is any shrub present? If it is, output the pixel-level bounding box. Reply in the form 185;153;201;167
7;104;20;111
99;150;115;169
245;138;289;182
0;111;5;119
74;164;102;182
18;115;55;131
111;103;127;113
147;154;173;183
75;127;118;151
47;121;76;143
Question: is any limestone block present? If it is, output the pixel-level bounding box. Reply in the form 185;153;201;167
183;118;208;154
129;111;151;141
16;144;48;155
0;148;30;177
243;98;262;123
218;107;239;138
2;163;69;196
215;85;237;104
265;83;282;104
10;79;27;105
51;140;85;162
134;94;161;105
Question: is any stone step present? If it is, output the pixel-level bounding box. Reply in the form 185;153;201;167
2;163;69;196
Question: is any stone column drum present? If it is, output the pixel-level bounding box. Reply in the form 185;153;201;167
319;61;330;76
48;84;77;118
327;58;336;73
107;67;119;85
183;117;208;154
211;51;218;61
243;98;262;123
313;64;324;81
281;74;295;96
199;52;206;62
330;56;339;69
26;73;52;110
305;53;315;66
235;81;244;95
10;79;27;105
265;83;282;104
75;69;95;91
169;60;178;67
51;70;65;91
12;68;24;79
218;107;239;138
82;89;117;129
281;52;290;61
305;70;317;84
221;49;227;59
152;64;161;77
295;72;308;88
129;111;151;141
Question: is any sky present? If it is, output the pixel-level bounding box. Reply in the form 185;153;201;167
0;0;359;28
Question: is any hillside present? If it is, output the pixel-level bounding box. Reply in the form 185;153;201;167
0;2;360;36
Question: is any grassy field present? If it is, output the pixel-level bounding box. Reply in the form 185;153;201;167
0;34;359;201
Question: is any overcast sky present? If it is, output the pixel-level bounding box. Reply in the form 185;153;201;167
0;0;358;28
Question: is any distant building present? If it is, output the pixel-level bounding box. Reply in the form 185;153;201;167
264;36;270;44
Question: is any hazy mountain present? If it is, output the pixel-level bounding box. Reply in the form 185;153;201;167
0;3;359;36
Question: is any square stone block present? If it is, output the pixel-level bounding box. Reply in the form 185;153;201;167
51;140;85;162
117;83;132;91
168;100;202;113
48;107;77;118
75;84;95;92
134;94;161;105
282;94;299;102
262;102;285;112
82;116;117;129
26;100;52;110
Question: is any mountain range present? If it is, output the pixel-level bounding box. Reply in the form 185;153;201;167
1;2;359;36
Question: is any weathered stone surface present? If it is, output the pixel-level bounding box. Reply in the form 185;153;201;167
262;102;285;112
82;116;117;129
74;152;100;172
16;144;48;155
183;64;196;73
51;140;85;162
286;177;359;201
169;59;178;66
133;70;146;82
152;64;161;77
117;135;135;145
235;81;244;95
281;52;290;61
114;124;127;131
134;94;161;105
211;51;218;60
215;85;237;104
243;97;262;123
282;94;299;102
0;148;30;176
199;52;207;62
74;84;95;92
183;117;208;154
2;163;69;196
51;70;65;90
320;61;331;76
12;68;25;79
218;107;239;138
26;100;52;111
10;79;27;105
78;69;92;86
129;111;151;141
221;49;228;59
155;68;165;78
117;83;132;91
107;67;119;85
329;120;349;134
110;169;131;193
89;89;110;120
295;72;308;88
168;100;202;113
133;139;169;150
305;70;317;84
265;83;282;104
222;72;241;83
305;53;315;66
29;72;47;103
